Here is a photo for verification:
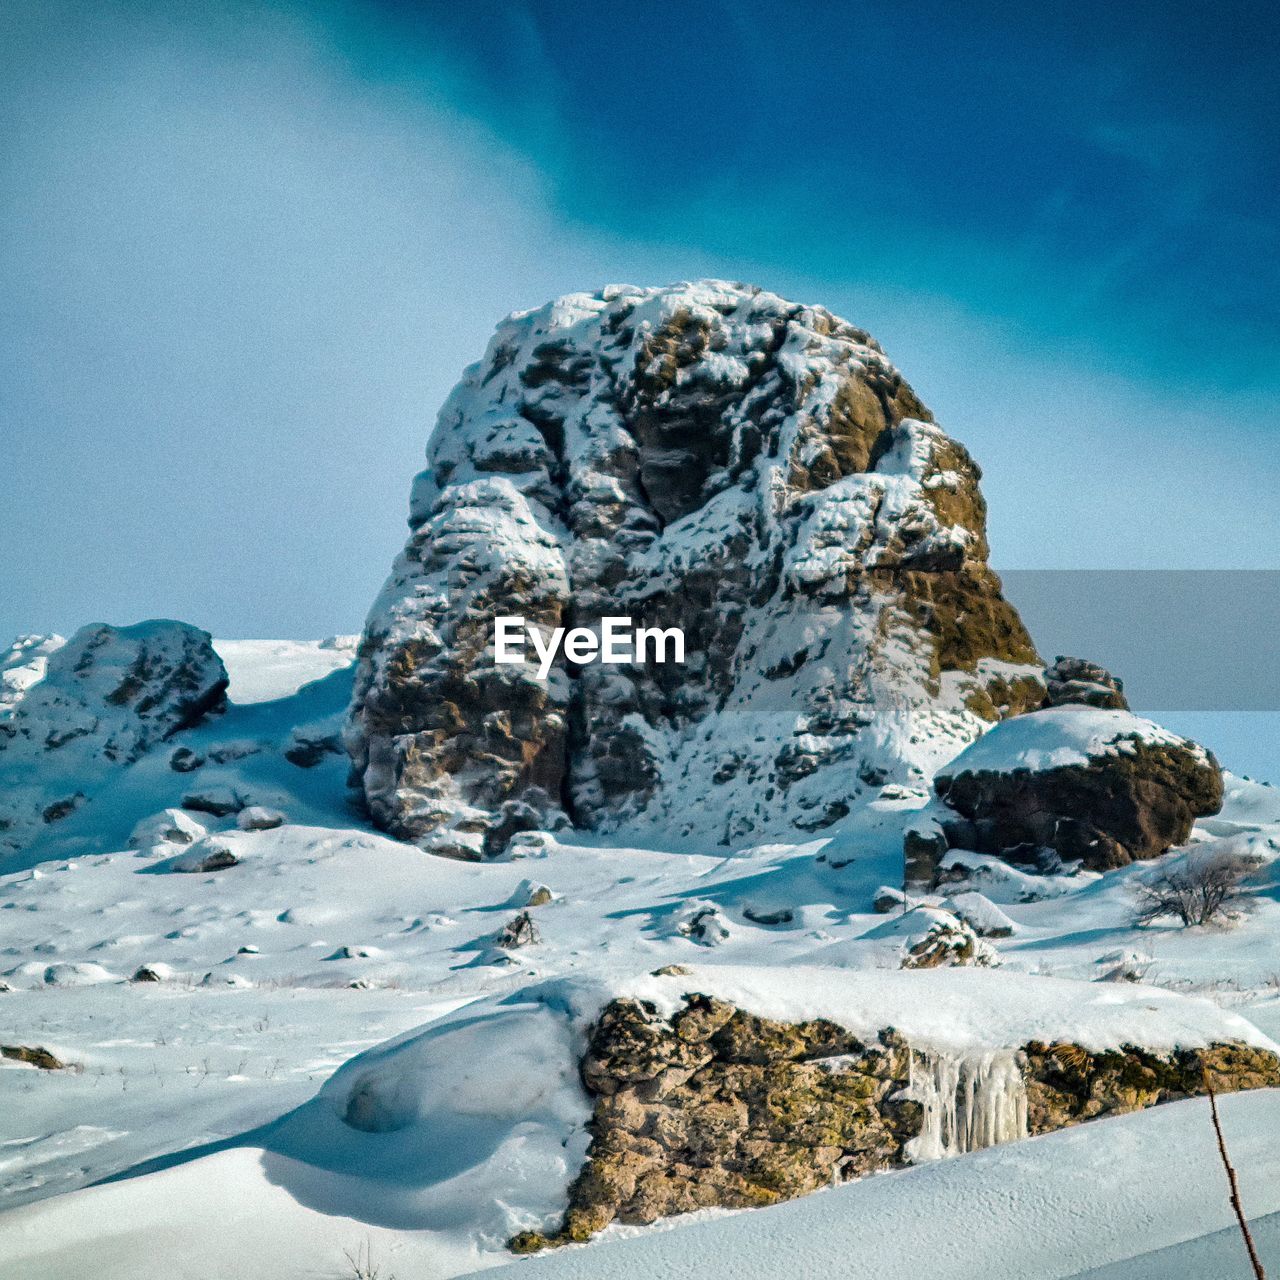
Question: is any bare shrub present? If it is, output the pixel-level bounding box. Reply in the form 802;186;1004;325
1133;851;1251;928
342;1240;395;1280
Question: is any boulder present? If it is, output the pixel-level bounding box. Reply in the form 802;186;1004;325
942;891;1017;938
509;879;555;907
130;963;175;983
678;904;733;945
873;885;907;913
347;281;1041;856
283;726;342;768
181;786;246;818
0;621;227;858
170;837;241;873
928;706;1222;875
864;907;999;968
129;807;207;852
237;805;285;831
1042;656;1128;711
518;989;1280;1247
1;1044;67;1070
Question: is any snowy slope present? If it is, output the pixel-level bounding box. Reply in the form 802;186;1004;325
213;636;359;705
3;1086;1278;1279
2;640;1280;1278
471;1089;1280;1280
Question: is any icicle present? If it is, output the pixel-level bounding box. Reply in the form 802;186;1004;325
904;1046;1028;1162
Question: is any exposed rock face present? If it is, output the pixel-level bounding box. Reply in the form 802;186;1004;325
1042;656;1128;711
511;996;918;1250
512;996;1280;1251
0;621;228;859
930;707;1223;874
347;281;1040;856
1022;1040;1280;1131
0;1045;67;1071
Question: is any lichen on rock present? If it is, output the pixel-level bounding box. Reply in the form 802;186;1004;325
525;995;916;1248
512;995;1280;1251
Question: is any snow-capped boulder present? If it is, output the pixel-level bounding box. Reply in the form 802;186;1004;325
180;785;246;817
509;878;555;907
41;962;118;987
942;891;1018;938
930;706;1223;874
130;962;175;983
865;907;1000;968
491;967;1280;1248
677;903;733;946
169;836;241;873
283;718;343;768
0;621;228;858
873;885;907;913
347;281;1041;855
129;807;208;852
236;805;285;831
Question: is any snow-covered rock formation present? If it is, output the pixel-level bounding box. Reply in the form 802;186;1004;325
922;706;1224;875
347;281;1043;856
0;621;228;858
305;965;1275;1250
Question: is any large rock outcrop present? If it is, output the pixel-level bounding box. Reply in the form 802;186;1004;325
511;991;1280;1250
924;705;1223;876
0;621;228;858
346;281;1042;856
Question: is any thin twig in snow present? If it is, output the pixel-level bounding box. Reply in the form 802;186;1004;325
1203;1068;1267;1280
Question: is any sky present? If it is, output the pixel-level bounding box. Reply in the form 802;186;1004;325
1;1;1278;759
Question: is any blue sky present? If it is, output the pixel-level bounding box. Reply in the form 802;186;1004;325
1;2;1277;671
369;0;1280;391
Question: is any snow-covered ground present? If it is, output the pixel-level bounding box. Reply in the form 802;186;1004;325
474;1088;1280;1280
3;640;1280;1278
214;636;360;705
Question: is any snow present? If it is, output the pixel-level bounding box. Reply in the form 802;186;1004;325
1;638;1279;1278
940;704;1211;776
598;964;1278;1054
469;1088;1280;1280
0;632;65;712
212;637;357;704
